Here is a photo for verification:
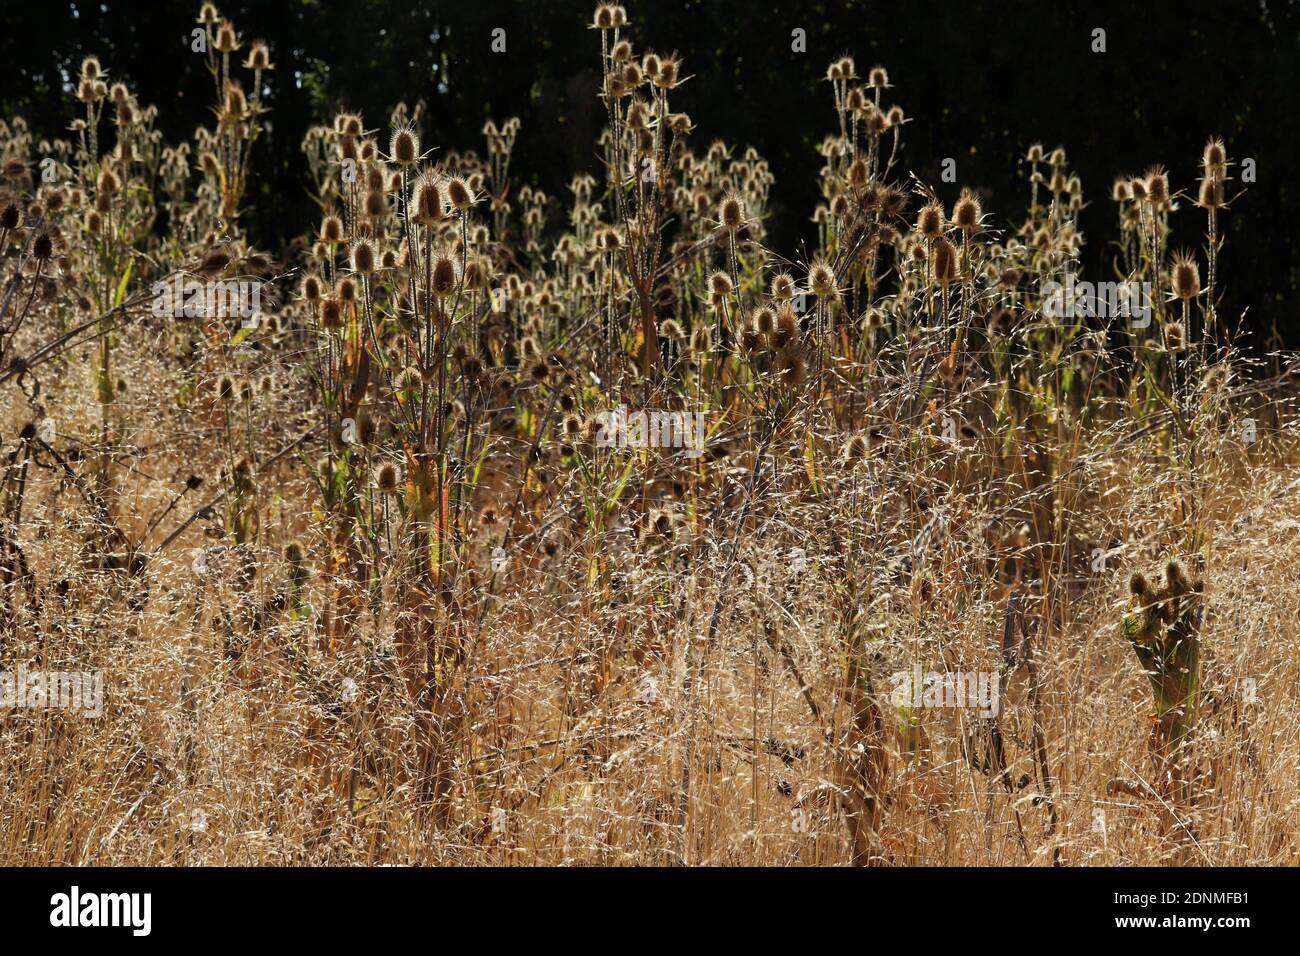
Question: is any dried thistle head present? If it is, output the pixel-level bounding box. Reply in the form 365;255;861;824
1170;250;1202;301
390;124;419;166
916;201;945;239
930;236;958;286
952;189;982;234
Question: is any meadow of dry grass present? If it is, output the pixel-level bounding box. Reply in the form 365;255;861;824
0;2;1296;867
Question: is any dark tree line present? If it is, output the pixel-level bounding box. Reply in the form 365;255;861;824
3;0;1297;339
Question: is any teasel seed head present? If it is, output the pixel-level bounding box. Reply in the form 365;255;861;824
446;176;474;210
350;238;376;275
1144;166;1169;204
414;172;445;224
770;272;796;301
245;40;272;72
320;297;343;330
930;236;958;286
689;324;712;353
364;188;387;219
1202;137;1228;178
375;462;400;494
390;124;419;166
776;346;807;387
916;201;945;239
773;305;799;349
214;19;239;54
1170;250;1202;301
718;192;745;232
708;270;733;297
320;214;343;243
431;253;459;297
952;189;982;234
1197;176;1225;210
808;259;838;299
1162;320;1186;353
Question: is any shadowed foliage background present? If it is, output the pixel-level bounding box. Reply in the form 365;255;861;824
3;0;1297;340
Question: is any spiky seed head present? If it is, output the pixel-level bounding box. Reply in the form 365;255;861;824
335;276;357;303
709;270;733;297
364;189;386;218
592;4;614;29
930;237;958;285
770;272;796;301
432;254;459;297
199;248;232;276
655;57;681;89
390;124;419;166
809;260;838;299
689;324;712;353
375;462;400;494
320;214;343;243
300;274;321;304
446;176;474;210
1111;177;1131;202
351;239;376;275
1144;166;1169;204
1025;143;1044;163
97;166;120;196
952;189;981;233
1163;321;1186;353
755;305;776;335
214;19;240;53
337;112;363;137
917;201;945;238
1170;250;1202;301
719;193;744;232
32;230;54;261
217;375;235;402
776;346;807;387
320;297;342;329
773;305;799;349
1202;137;1227;177
1197;176;1224;210
414;174;445;224
245;41;271;72
845;434;870;462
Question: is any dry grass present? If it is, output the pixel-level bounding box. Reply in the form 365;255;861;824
0;4;1296;866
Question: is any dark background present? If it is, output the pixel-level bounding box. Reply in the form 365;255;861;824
3;0;1297;339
